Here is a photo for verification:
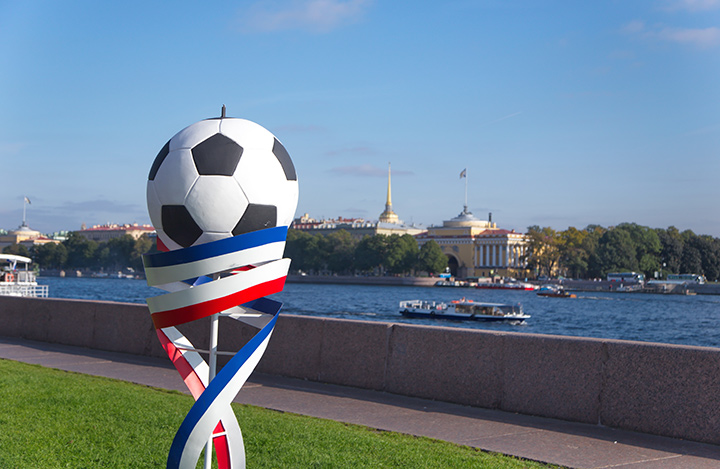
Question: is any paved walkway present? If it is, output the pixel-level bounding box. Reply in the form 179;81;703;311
1;337;720;468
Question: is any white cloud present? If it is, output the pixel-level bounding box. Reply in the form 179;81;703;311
656;26;720;47
622;20;646;34
239;0;373;33
623;20;720;48
663;0;720;11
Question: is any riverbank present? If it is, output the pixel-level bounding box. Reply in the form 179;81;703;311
286;274;720;295
542;279;720;296
286;274;439;287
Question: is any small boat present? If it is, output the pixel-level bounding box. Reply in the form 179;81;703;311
0;254;49;298
399;298;529;322
536;285;576;298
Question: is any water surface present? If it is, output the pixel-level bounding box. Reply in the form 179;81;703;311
38;277;720;348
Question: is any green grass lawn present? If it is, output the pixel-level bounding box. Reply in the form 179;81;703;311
0;359;560;468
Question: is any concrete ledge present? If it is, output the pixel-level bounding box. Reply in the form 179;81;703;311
1;295;719;446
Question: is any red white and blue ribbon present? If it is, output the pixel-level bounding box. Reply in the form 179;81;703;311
143;226;290;469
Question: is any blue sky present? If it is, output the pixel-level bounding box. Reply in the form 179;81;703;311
1;0;719;236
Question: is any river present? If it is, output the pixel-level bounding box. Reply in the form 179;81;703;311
37;276;720;349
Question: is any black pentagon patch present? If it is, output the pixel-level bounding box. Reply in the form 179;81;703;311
272;138;297;181
149;140;170;180
192;133;243;176
162;205;203;248
233;204;277;235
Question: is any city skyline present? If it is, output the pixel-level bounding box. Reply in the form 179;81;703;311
2;1;719;236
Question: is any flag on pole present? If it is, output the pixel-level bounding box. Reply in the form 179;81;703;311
24;197;31;204
459;169;466;179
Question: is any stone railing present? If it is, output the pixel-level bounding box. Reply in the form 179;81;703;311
1;296;718;445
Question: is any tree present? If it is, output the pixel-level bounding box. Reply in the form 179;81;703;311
525;226;561;277
593;228;638;276
656;227;683;276
63;232;98;269
385;234;418;274
697;235;720;281
2;243;30;258
558;227;590;279
285;229;324;273
615;223;661;278
355;235;388;273
33;242;68;269
104;235;136;271
680;244;703;275
323;230;356;274
131;234;153;272
583;225;606;279
417;240;447;274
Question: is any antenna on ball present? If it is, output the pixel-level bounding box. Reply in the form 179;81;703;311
221;104;226;118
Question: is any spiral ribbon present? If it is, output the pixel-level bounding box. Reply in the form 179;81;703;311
143;226;290;469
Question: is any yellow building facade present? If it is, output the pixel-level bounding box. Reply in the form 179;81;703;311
0;222;59;250
416;208;529;279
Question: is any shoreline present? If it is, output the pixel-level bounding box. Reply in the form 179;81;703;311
286;274;439;287
287;275;720;295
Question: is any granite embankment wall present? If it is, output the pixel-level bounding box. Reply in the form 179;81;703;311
1;296;719;446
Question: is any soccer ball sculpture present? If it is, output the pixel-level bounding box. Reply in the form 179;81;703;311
142;111;297;469
147;117;298;251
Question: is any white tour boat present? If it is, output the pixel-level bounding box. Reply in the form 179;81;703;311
399;298;529;322
0;254;49;298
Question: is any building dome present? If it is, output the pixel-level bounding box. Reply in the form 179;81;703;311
9;222;40;238
443;206;494;229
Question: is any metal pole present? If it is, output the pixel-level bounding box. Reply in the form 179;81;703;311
204;311;219;468
464;169;468;211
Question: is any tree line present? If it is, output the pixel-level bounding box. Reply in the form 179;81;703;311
3;230;448;277
2;233;153;273
7;222;715;281
526;223;720;281
285;229;447;276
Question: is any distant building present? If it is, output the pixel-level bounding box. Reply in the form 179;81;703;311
416;207;529;279
74;223;155;242
0;222;60;250
292;163;425;239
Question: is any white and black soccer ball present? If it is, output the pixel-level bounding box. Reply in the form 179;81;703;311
147;117;298;251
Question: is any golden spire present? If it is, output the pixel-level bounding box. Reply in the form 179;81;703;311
379;162;399;224
386;162;392;207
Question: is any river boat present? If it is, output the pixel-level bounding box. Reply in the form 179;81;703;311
0;254;49;298
435;279;477;288
435;280;465;287
399;298;529;322
537;285;576;298
476;280;536;291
